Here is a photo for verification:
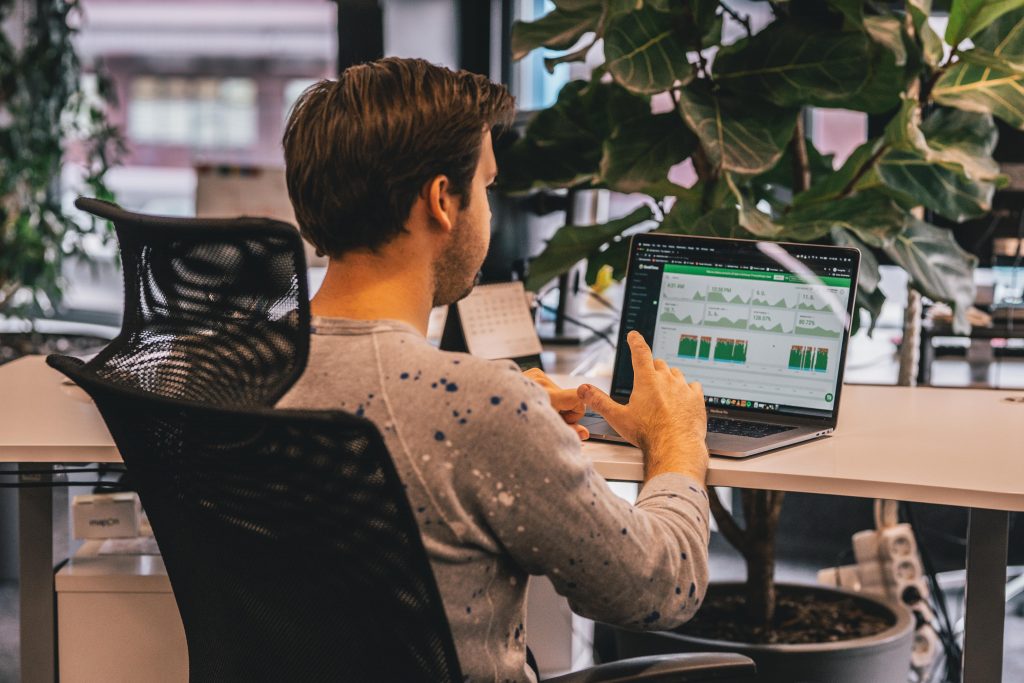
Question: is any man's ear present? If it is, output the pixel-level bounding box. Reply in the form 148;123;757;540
424;175;455;233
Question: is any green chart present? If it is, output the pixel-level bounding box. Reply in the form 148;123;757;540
678;335;698;358
678;335;713;360
661;311;698;324
713;338;748;364
788;346;829;372
698;336;711;360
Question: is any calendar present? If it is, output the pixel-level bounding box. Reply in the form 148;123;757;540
454;282;543;361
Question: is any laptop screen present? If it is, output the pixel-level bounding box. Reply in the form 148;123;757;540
611;233;860;423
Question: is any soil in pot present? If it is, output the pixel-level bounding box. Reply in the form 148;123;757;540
676;584;895;645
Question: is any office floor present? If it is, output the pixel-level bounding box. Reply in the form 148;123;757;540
2;554;1022;682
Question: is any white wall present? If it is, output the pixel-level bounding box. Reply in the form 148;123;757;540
382;0;458;68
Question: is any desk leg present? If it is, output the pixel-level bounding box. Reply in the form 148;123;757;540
18;464;56;683
961;508;1009;683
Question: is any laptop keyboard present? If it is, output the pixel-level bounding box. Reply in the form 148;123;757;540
707;418;794;438
581;412;795;440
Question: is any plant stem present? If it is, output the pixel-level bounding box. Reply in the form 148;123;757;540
789;113;810;195
708;486;747;550
838;142;889;200
738;488;785;627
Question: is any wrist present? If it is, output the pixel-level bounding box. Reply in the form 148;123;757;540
644;438;708;483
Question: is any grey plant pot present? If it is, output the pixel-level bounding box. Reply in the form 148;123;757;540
613;582;915;683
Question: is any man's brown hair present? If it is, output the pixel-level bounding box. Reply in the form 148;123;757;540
283;57;515;258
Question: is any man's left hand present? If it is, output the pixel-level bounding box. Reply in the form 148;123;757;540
524;368;589;441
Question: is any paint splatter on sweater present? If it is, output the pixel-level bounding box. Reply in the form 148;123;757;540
277;318;710;682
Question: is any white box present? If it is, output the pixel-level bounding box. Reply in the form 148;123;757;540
57;540;187;683
72;492;141;539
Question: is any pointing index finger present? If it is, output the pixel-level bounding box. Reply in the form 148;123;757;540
627;331;655;378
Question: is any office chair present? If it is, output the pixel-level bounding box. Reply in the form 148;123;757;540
73;197;310;406
49;354;755;682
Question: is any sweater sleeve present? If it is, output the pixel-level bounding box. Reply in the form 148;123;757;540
454;371;711;630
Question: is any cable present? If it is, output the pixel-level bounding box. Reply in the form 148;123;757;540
538;303;616;347
903;502;962;682
584;288;620;314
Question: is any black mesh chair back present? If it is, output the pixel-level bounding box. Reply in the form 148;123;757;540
48;354;464;683
75;197;310;406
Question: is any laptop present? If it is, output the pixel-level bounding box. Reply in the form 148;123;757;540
579;232;860;458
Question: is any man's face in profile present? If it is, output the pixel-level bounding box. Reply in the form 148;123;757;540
432;130;498;307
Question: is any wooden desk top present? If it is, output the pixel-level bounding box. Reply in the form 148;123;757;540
3;355;1024;511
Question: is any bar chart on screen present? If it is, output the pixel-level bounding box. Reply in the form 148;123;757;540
650;265;849;411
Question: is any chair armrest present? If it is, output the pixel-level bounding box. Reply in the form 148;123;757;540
541;653;756;683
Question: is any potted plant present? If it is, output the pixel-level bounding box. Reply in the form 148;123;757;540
504;0;1023;680
0;0;122;361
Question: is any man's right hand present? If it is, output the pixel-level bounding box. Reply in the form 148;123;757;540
577;331;709;483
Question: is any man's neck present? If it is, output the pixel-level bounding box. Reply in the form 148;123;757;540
310;250;434;336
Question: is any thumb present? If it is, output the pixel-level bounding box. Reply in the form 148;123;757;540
577;384;624;420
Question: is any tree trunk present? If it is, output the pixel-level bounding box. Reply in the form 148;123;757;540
744;535;777;627
898;284;922;387
739;488;785;627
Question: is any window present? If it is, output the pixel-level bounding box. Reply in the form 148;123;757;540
283;78;318;124
128;76;257;148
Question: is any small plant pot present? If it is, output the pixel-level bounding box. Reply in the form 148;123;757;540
612;582;914;683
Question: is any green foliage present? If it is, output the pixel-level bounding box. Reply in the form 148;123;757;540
945;0;1024;47
505;0;1024;336
0;0;123;315
524;205;654;291
676;82;798;176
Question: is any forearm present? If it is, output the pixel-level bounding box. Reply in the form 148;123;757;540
644;437;709;485
563;473;711;628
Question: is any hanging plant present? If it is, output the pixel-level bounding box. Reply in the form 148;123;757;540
0;0;124;315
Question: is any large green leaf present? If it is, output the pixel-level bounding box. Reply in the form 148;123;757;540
525;205;655;291
884;219;978;333
599;112;697;193
676;82;799;176
967;8;1024;73
782;191;909;245
873;103;1003;221
932;56;1024;130
496;137;597;194
907;0;944;68
793;138;886;208
663;206;758;239
603;6;694;94
864;16;907;67
975;8;1024;60
876;151;995;221
830;227;884;335
713;21;877;109
940;9;1024;121
511;5;602;61
920;107;1001;178
945;0;1024;47
499;79;651;192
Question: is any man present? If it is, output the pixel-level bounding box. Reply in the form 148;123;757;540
278;57;711;683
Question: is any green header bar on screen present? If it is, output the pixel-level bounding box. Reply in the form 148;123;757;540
664;264;851;288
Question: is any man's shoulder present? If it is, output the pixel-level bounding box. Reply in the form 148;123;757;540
383;344;543;402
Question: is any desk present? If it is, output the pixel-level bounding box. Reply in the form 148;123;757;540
2;355;1023;682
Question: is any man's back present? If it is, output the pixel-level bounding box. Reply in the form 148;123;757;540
277;317;711;682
